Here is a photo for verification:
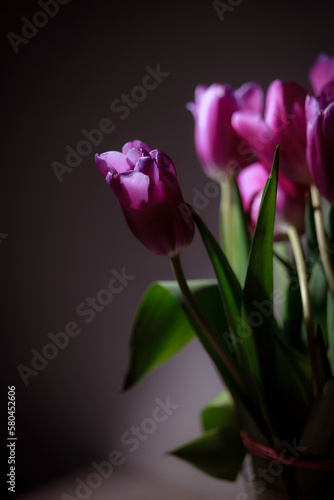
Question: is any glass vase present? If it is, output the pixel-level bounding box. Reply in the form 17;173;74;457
240;453;334;500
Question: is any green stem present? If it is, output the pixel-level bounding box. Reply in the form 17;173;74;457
170;255;245;394
220;179;233;260
287;225;321;398
310;184;334;297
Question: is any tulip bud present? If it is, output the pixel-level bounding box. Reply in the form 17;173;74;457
232;80;311;186
306;91;334;204
95;141;195;256
187;82;263;181
237;163;306;240
309;53;334;95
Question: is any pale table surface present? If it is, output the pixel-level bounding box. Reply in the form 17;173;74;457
14;462;249;500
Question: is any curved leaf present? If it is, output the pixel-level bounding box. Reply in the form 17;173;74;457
171;415;245;481
121;280;230;390
241;147;279;397
327;290;334;374
296;378;334;498
190;209;242;332
201;389;238;432
308;261;328;345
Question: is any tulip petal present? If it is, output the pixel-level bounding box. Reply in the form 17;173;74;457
111;170;150;210
134;154;170;203
321;103;334;201
264;80;286;129
263;80;310;185
309;53;334;94
134;155;157;176
305;94;320;123
115;179;193;256
95;151;130;175
318;82;334;110
235;82;264;114
122;140;151;155
194;84;208;101
238;163;305;239
150;149;177;182
265;81;307;133
307;97;334;203
95;154;117;178
307;109;324;186
232;110;274;165
126;147;150;168
195;83;247;177
237;162;267;213
186;85;208;118
186;101;197;117
105;171;114;187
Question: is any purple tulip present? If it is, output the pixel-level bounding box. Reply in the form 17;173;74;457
187;82;264;181
232;80;311;186
237;163;306;240
309;53;334;95
95;140;195;256
306;86;334;203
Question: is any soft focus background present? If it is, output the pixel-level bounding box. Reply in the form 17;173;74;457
1;0;334;498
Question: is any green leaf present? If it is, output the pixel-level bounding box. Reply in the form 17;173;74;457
273;249;296;276
308;261;328;346
281;270;304;352
316;326;332;388
273;243;300;340
193;148;281;437
190;209;262;417
282;277;308;354
239;147;280;430
298;377;334;455
273;245;304;350
201;391;274;456
274;334;313;436
202;391;275;453
296;378;334;498
305;194;318;265
220;178;251;286
191;209;242;332
121;280;231;390
326;203;334;267
171;399;246;482
201;389;238;432
327;290;334;374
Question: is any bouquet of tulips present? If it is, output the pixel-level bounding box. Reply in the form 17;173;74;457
94;54;334;499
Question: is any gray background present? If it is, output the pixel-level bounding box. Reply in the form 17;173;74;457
2;0;334;498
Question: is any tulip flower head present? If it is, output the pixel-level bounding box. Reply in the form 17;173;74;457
187;82;263;181
95;140;195;256
306;86;334;204
309;53;334;95
232;80;311;186
237;163;306;240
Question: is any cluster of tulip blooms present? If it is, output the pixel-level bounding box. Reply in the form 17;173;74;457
94;54;334;499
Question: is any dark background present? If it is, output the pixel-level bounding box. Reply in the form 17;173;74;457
1;0;334;498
